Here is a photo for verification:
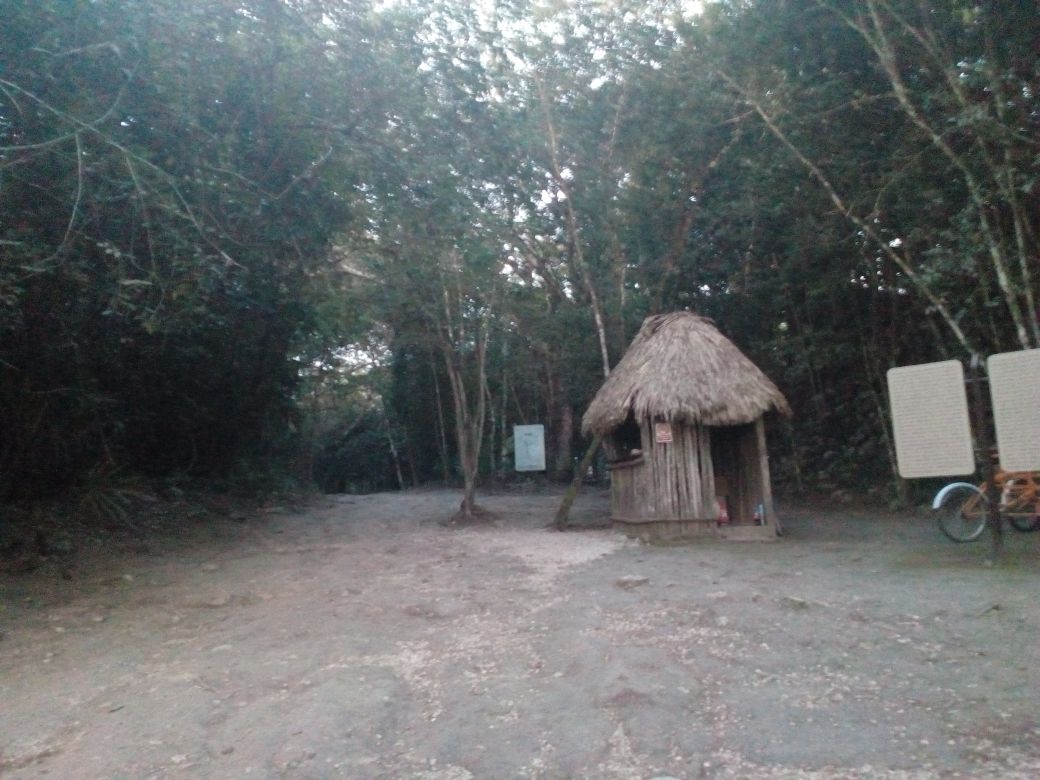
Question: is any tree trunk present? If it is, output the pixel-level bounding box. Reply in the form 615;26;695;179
554;399;574;482
385;421;405;490
445;357;481;518
534;74;612;378
430;350;452;485
485;379;498;479
534;75;617;525
499;374;509;478
861;339;908;505
439;303;490;520
545;368;573;481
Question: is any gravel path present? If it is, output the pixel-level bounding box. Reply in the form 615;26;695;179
1;488;1038;778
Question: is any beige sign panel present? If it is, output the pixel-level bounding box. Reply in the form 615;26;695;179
887;360;975;478
514;424;546;472
988;349;1040;472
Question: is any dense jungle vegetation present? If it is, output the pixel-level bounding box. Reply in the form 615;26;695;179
2;0;1038;518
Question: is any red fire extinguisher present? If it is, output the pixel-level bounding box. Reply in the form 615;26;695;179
717;497;730;525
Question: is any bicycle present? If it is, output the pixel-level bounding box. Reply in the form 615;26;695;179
933;469;1040;542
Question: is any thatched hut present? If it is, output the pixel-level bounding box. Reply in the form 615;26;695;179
582;312;791;541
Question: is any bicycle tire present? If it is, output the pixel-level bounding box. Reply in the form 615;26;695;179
936;484;989;542
1002;477;1040;532
1009;515;1040;532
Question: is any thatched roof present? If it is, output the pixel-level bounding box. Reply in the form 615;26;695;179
582;312;791;436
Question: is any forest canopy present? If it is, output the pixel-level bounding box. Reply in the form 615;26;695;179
2;0;1037;508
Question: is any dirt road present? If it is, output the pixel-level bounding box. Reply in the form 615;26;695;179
2;488;1039;778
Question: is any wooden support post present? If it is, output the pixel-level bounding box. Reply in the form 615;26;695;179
553;436;602;531
755;418;782;536
969;354;1003;559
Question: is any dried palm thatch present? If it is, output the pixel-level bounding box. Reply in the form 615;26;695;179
582;312;791;436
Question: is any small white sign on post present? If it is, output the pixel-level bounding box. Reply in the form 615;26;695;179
887;360;975;478
988;349;1040;472
514;424;546;472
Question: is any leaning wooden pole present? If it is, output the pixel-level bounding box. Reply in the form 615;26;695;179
554;435;602;531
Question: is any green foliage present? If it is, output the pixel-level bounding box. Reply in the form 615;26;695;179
311;409;399;495
0;0;368;499
3;0;1036;508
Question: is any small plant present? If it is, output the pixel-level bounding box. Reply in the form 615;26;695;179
76;461;140;527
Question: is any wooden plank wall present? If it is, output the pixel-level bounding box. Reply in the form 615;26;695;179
620;420;716;521
608;418;777;539
610;419;775;524
610;463;637;519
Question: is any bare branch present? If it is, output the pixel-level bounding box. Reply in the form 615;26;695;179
0;75;131;153
718;69;977;356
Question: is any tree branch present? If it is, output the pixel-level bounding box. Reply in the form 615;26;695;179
719;69;977;356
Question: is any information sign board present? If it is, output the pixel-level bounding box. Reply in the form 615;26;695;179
514;424;546;472
988;349;1040;472
886;360;975;478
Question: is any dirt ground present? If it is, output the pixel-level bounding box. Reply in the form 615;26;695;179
1;487;1039;779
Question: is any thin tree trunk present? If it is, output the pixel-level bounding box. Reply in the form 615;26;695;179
430;350;451;485
440;304;491;519
403;431;419;488
783;418;805;494
533;74;623;525
499;371;509;478
445;352;478;515
485;377;498;479
383;411;405;491
861;339;908;505
534;74;612;378
444;349;477;514
554;402;574;483
615;239;628;353
546;367;573;481
554;349;611;528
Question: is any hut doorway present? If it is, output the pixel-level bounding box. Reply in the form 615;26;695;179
710;423;763;526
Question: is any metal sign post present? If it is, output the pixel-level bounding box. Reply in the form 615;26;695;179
968;355;1003;558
